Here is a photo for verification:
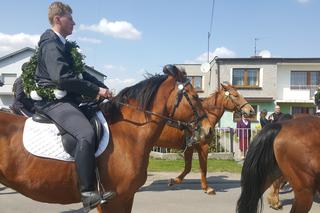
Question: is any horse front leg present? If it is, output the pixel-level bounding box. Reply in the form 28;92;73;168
124;196;134;213
195;143;215;195
98;196;135;213
168;146;193;186
290;189;314;213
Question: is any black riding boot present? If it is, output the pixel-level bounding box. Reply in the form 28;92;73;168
75;140;115;209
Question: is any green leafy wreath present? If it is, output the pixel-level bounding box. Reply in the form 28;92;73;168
21;41;86;100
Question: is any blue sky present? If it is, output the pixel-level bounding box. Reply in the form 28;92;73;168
0;0;319;92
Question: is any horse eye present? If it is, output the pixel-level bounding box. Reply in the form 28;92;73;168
193;95;199;100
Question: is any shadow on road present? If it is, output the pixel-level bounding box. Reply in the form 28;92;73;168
139;175;240;193
61;208;83;213
0;186;18;195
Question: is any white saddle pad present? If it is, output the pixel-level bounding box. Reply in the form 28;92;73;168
23;111;110;162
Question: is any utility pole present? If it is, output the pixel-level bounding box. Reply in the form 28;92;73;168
207;32;211;62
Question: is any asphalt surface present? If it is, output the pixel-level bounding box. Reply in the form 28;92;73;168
0;172;319;213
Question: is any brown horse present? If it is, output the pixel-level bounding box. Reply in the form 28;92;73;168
266;113;301;210
155;83;255;194
237;115;320;213
0;66;211;213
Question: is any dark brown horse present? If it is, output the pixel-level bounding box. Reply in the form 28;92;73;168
237;115;320;213
155;83;254;194
266;113;302;210
0;66;211;213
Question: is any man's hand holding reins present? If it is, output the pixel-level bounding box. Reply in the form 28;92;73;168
98;87;112;99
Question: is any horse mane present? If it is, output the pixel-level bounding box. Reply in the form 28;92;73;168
204;86;223;107
101;74;169;117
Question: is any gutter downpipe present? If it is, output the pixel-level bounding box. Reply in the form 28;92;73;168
216;58;221;127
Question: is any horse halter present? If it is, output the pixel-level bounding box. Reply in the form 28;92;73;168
224;88;249;112
168;80;207;131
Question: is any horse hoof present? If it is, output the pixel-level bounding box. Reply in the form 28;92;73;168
204;187;216;195
168;178;181;186
269;204;283;210
168;178;175;186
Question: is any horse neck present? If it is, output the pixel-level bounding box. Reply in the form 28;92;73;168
110;77;177;151
203;91;226;127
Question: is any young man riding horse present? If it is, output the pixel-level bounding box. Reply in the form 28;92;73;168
33;1;114;209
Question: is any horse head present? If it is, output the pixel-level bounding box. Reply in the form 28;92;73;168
220;82;255;117
163;64;211;140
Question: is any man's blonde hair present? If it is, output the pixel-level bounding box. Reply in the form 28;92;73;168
48;1;72;25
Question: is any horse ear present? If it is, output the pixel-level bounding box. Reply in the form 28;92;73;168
221;81;231;90
163;64;186;82
220;82;227;90
177;67;187;82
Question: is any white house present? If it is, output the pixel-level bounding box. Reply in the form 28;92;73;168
178;57;320;127
0;47;106;108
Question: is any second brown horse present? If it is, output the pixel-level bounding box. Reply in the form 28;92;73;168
155;83;254;194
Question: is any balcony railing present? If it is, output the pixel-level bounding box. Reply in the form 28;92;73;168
283;85;319;100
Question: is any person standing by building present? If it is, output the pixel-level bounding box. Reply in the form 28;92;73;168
11;76;35;117
237;114;251;159
11;63;35;117
259;109;269;128
268;105;284;123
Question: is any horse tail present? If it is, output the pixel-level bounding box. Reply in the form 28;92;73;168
236;123;282;213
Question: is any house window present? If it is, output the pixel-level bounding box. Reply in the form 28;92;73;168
2;73;17;85
233;104;258;122
232;68;259;88
291;71;320;88
292;106;315;115
187;76;203;92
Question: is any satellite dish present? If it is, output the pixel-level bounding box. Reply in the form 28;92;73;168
200;62;211;73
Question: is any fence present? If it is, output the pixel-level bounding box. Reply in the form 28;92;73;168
151;127;260;160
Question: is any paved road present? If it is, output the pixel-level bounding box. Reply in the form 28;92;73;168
0;172;319;213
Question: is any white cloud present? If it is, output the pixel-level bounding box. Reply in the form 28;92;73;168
103;64;127;75
80;18;142;40
105;78;138;94
185;47;236;64
103;64;141;93
258;50;272;58
77;37;102;44
0;32;39;56
104;64;115;70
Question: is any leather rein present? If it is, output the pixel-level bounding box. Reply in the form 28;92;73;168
115;80;206;131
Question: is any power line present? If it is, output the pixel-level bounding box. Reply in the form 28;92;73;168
209;0;216;36
207;0;216;62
